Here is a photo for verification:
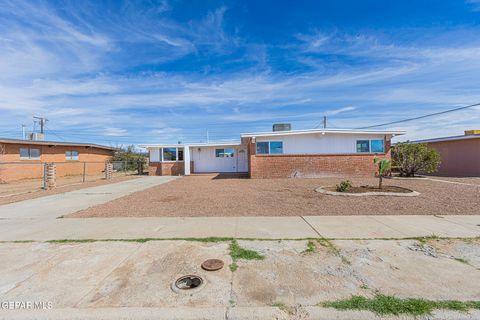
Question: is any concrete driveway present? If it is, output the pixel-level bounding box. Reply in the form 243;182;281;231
0;176;178;220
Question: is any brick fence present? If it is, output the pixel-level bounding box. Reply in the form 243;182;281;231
148;161;194;176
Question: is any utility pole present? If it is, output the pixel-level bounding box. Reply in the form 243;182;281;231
33;116;48;134
323;113;327;129
206;129;209;144
21;124;26;140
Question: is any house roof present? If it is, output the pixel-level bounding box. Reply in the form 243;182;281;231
240;128;406;138
410;134;480;144
139;141;242;149
0;138;117;151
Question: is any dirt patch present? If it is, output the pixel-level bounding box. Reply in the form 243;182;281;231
67;174;480;217
324;186;413;194
0;175;140;205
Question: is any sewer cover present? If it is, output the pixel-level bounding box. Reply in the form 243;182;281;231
201;259;224;271
175;275;203;290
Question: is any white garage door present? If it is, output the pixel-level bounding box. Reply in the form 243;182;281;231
192;146;248;173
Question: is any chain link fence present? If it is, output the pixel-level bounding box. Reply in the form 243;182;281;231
0;160;147;197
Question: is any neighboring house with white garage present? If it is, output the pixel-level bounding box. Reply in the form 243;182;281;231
140;125;405;178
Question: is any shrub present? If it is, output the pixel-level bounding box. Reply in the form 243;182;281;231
392;142;441;177
336;180;352;192
112;145;147;173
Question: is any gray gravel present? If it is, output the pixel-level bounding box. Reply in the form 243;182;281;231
69;174;480;217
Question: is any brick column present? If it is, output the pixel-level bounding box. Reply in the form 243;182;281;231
45;163;56;189
105;162;113;179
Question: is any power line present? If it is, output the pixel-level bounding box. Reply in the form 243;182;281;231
356;103;480;129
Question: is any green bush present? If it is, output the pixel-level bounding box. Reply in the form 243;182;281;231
111;145;147;172
392;142;441;177
336;180;352;192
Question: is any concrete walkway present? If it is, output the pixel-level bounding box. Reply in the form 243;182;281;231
0;176;478;241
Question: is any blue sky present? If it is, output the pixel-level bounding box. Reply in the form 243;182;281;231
0;0;480;146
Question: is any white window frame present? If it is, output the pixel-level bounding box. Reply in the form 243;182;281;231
256;141;283;155
65;150;79;161
370;139;385;153
159;147;184;162
215;148;235;158
19;147;41;160
356;139;385;153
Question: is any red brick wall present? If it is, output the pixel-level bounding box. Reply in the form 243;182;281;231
0;143;113;182
247;138;391;178
148;161;194;176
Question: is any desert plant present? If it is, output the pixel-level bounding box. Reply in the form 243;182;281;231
374;158;391;189
392;143;441;177
336;180;352;192
112;145;147;173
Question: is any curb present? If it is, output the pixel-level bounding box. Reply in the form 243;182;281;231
315;186;420;197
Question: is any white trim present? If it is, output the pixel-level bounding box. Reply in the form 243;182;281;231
139;141;241;149
410;134;480;144
241;128;405;138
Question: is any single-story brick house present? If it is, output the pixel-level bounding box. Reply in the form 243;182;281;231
140;127;405;178
0;138;116;182
411;130;480;177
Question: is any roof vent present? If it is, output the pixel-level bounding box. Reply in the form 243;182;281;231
272;123;291;132
465;130;480;136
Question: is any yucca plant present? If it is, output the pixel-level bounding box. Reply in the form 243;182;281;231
374;158;392;189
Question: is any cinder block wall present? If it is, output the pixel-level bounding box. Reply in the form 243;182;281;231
247;138;391;178
0;143;113;182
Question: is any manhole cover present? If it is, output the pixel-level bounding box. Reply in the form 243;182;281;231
174;275;203;290
201;259;224;271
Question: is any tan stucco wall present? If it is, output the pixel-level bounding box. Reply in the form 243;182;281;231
427;138;480;177
0;143;113;182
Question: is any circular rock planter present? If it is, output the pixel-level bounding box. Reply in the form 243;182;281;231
315;186;420;197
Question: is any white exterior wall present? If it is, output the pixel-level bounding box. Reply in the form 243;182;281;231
191;146;248;173
149;148;160;162
256;133;388;154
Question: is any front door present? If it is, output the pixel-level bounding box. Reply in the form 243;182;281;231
237;149;248;172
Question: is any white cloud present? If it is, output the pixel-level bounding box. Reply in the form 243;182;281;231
466;0;480;11
104;127;127;136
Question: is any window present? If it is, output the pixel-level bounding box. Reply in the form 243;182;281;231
216;148;235;158
371;140;385;153
356;140;370;153
20;148;29;159
66;150;79;160
256;141;283;155
269;141;283;154
256;142;269;154
20;148;41;160
163;148;177;161
158;147;184;162
178;148;184;161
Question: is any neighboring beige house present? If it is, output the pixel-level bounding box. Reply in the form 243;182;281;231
411;130;480;177
0;138;115;182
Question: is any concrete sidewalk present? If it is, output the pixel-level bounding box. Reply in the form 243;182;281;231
0;215;478;241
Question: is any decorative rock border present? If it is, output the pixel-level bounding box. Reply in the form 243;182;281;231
315;186;420;197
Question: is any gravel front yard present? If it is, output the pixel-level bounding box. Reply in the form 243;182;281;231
69;174;480;217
